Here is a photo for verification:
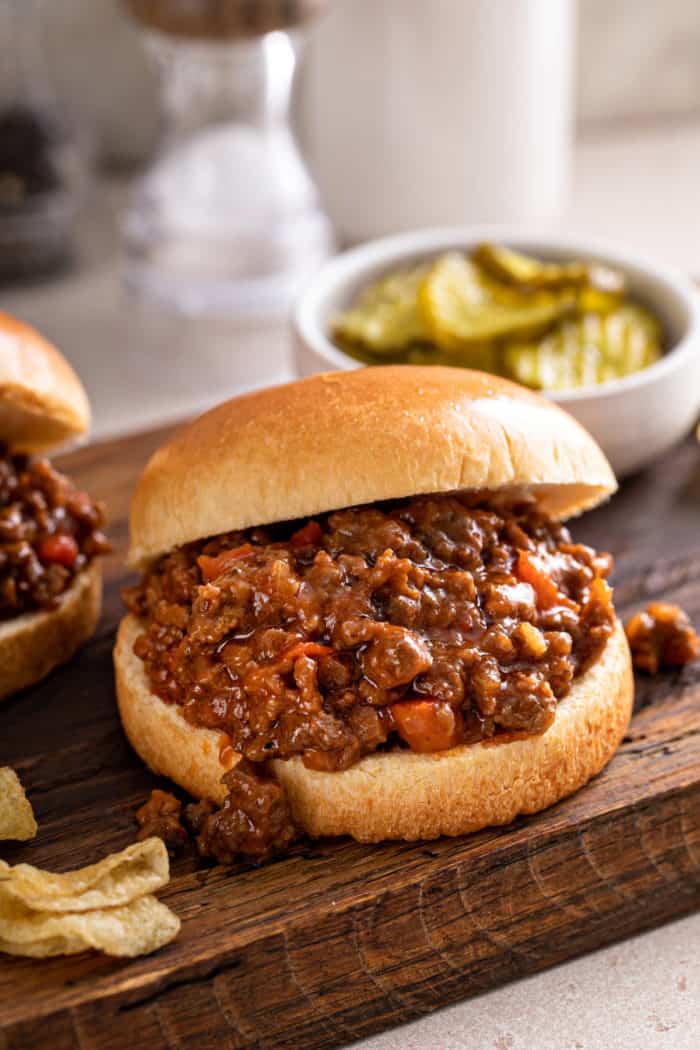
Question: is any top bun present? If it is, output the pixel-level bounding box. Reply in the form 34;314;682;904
128;366;616;568
0;313;91;452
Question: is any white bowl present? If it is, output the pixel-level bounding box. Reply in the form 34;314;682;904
293;227;700;477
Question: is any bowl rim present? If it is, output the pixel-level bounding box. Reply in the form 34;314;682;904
293;225;700;403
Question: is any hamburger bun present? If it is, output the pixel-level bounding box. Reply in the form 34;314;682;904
117;365;630;844
0;561;102;704
0;314;102;701
128;366;616;568
0;312;90;452
115;614;632;840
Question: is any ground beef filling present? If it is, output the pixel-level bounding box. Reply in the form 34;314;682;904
625;602;700;674
0;444;110;618
186;762;297;863
136;788;189;855
125;493;616;862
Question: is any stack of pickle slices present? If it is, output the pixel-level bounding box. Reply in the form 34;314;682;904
332;243;662;391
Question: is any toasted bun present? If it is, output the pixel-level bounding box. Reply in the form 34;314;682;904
114;615;632;842
0;563;102;703
128;367;616;568
0;313;90;451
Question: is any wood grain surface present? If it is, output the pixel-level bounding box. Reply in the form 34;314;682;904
1;424;699;1050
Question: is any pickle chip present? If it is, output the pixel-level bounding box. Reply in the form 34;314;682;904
503;304;662;391
474;242;588;290
332;265;430;353
330;243;662;387
474;243;627;317
0;768;37;841
419;253;574;349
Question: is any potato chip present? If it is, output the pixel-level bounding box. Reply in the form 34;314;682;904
0;838;179;959
0;837;169;913
0;767;37;841
0;893;180;958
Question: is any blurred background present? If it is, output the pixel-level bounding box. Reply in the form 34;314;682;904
2;0;699;439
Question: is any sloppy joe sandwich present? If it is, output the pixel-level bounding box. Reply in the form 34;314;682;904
115;366;633;861
0;313;108;702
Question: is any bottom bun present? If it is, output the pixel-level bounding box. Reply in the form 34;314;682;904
0;562;102;704
114;615;633;842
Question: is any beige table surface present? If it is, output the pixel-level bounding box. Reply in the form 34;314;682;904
3;125;699;1049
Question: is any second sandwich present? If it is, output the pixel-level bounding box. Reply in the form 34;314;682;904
0;313;109;702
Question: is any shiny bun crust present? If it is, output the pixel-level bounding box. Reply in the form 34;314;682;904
0;312;91;451
114;615;632;843
0;563;101;703
127;366;617;568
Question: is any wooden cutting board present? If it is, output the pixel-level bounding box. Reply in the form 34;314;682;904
1;425;699;1050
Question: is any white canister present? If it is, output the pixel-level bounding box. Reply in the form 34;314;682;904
297;0;576;242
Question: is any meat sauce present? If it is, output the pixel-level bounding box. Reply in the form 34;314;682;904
625;602;700;674
135;788;189;855
125;493;615;861
0;444;109;618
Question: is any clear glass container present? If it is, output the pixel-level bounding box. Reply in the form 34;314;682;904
123;3;333;318
0;0;87;282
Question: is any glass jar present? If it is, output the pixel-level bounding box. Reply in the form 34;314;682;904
123;0;333;318
0;0;87;281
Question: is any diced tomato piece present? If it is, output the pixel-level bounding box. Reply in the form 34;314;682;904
197;544;254;581
390;698;463;753
37;534;79;568
282;641;334;662
290;520;323;548
515;549;563;610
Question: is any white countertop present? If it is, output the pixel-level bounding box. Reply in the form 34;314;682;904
3;123;699;1049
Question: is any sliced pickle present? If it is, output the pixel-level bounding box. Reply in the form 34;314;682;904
474;242;588;289
502;304;662;391
419;253;574;349
474;243;625;312
331;265;429;352
577;285;620;315
330;245;661;386
597;304;662;378
576;264;625;314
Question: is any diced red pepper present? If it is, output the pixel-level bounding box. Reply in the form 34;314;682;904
390;698;463;753
37;534;79;568
290;520;323;548
282;641;334;662
515;550;565;610
197;544;254;581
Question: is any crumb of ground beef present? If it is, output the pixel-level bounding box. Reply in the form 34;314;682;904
136;788;189;855
625;602;700;675
183;762;297;864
